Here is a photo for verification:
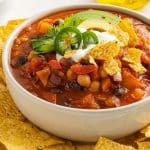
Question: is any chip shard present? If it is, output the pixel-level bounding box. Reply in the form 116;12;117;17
87;41;120;60
123;48;146;74
103;58;121;76
94;137;136;150
119;18;138;47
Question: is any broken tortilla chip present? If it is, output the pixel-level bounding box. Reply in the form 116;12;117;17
109;26;129;47
123;48;146;74
75;144;94;150
0;142;7;150
43;142;75;150
87;41;120;60
0;119;64;150
140;125;150;138
137;141;150;150
94;137;136;150
103;58;121;76
0;82;24;122
119;18;138;47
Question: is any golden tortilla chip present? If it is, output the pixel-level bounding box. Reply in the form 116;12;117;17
43;142;75;150
116;132;145;148
0;119;64;150
137;141;150;150
0;142;7;150
103;58;121;76
94;137;136;150
129;63;146;74
119;18;138;47
123;48;146;74
109;26;129;47
7;19;25;26
75;144;94;150
140;126;150;138
0;68;6;85
87;41;120;60
0;82;24;122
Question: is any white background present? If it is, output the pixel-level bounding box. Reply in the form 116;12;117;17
0;0;150;24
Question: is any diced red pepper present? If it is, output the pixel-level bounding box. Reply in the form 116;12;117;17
90;68;99;81
141;52;150;65
71;94;99;109
30;57;44;71
101;77;111;92
121;88;145;106
36;68;50;86
49;60;62;70
71;64;97;75
121;69;144;90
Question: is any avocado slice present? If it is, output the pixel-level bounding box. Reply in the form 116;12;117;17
78;18;114;31
72;9;120;25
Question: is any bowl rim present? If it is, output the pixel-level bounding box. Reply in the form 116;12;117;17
2;3;150;113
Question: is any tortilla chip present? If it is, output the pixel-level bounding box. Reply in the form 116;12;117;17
0;119;64;150
7;19;25;26
0;82;24;122
137;141;150;150
103;58;121;76
119;18;138;47
94;137;136;150
123;48;146;74
129;63;146;74
75;144;94;150
0;142;7;150
116;132;145;148
109;26;129;47
43;142;75;150
140;126;150;138
87;41;120;60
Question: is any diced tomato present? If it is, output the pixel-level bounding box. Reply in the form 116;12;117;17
141;52;150;65
90;68;99;81
49;60;62;70
36;68;50;86
101;77;111;92
30;57;44;71
121;69;144;90
42;91;56;103
121;89;145;106
71;94;99;109
71;64;97;75
105;96;120;108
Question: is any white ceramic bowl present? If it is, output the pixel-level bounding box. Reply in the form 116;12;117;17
2;4;150;142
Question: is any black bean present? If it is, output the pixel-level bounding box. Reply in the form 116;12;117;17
50;88;63;94
60;58;74;71
50;73;62;86
17;55;28;65
11;55;27;67
111;84;128;97
65;81;83;91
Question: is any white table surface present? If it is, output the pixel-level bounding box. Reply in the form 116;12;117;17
0;0;150;25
